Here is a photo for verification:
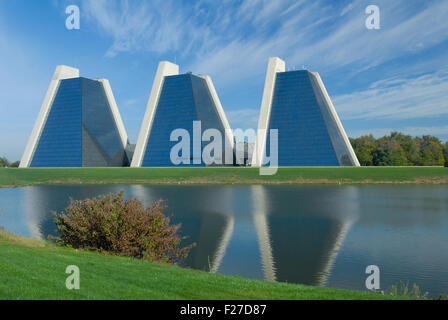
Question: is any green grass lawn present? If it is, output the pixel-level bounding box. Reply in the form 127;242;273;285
0;230;406;300
0;167;447;187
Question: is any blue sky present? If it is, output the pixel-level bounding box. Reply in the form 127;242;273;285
1;0;448;160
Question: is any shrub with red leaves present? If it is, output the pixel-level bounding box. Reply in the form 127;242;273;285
53;191;194;264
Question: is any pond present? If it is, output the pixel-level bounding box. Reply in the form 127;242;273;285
1;184;447;297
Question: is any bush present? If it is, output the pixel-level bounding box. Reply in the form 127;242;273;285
53;191;194;264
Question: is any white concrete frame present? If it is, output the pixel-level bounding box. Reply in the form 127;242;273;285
97;79;128;149
20;65;79;168
131;61;179;167
251;57;285;167
198;75;235;163
309;72;360;166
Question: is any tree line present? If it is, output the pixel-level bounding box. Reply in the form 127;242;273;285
350;132;448;167
0;157;19;168
2;133;448;168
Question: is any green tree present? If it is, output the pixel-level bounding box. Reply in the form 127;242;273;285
0;157;9;167
9;161;19;168
442;142;448;167
372;138;407;166
388;132;420;165
350;133;445;167
350;135;376;166
0;157;19;167
416;136;445;166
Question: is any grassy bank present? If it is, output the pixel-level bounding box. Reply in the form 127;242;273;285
0;167;447;187
0;230;405;300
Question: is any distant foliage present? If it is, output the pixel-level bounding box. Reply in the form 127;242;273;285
54;192;194;264
350;132;447;166
444;142;448;167
0;157;19;168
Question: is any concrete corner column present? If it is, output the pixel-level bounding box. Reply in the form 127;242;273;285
252;57;285;167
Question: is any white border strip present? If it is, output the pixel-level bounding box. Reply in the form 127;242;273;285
131;61;179;167
97;79;128;149
19;65;79;168
252;57;285;167
310;72;360;166
199;75;235;163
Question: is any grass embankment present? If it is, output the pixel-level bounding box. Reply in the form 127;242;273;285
0;167;447;187
0;230;405;300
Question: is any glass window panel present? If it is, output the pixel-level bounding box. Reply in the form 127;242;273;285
265;71;339;166
142;74;227;167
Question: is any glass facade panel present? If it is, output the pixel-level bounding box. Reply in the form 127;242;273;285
82;79;125;167
31;78;82;167
142;74;200;167
265;71;339;166
308;73;354;166
142;74;226;167
191;76;226;163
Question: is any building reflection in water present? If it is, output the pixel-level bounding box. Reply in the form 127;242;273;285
251;185;276;282
22;184;359;287
262;186;359;286
130;185;236;273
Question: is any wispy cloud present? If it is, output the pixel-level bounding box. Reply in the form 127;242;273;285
333;69;448;120
81;0;448;84
79;0;448;139
82;0;211;57
340;2;356;16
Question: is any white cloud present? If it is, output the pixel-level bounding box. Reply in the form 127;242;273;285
333;69;448;120
82;0;211;57
79;0;448;141
285;0;448;72
81;0;448;87
340;2;356;16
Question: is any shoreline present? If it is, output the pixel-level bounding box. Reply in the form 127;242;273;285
1;167;448;188
1;178;448;189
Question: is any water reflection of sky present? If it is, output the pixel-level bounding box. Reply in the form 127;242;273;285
0;185;447;297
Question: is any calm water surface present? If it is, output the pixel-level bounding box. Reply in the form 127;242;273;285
1;185;447;297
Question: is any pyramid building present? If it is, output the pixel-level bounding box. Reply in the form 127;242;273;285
131;61;234;167
20;66;129;167
252;57;360;167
